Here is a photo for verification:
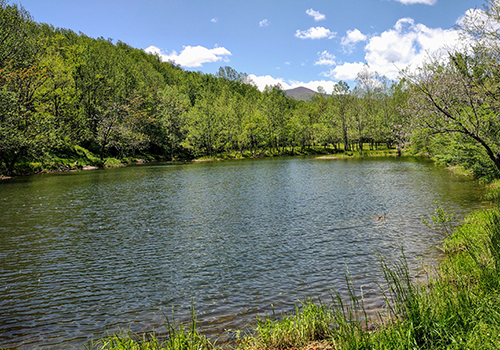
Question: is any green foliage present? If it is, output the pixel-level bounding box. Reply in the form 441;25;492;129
5;0;500;183
146;86;190;158
483;180;500;201
0;0;36;67
422;201;454;236
419;133;500;182
0;0;413;176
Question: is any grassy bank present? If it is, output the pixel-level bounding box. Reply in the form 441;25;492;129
87;197;500;349
195;144;404;161
1;145;172;177
2;144;406;178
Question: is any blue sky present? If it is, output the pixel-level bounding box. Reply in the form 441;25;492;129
19;0;481;93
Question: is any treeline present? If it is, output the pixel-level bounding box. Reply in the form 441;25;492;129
0;1;410;176
2;0;500;181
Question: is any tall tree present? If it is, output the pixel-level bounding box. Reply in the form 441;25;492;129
331;81;352;151
0;0;34;67
354;66;380;155
147;85;190;159
0;1;54;174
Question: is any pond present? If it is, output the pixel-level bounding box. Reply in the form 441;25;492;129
0;156;486;349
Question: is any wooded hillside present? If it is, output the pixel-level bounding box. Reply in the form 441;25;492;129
1;0;500;181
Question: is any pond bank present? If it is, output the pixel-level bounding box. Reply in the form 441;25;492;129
1;146;408;179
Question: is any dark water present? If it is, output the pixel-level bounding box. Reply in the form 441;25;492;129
0;156;486;349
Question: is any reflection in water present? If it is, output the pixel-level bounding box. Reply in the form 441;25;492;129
0;157;485;349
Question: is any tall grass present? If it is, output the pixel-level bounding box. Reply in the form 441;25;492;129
237;301;335;350
369;209;500;349
242;208;500;349
87;306;213;350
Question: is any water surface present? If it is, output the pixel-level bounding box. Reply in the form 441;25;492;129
0;157;486;348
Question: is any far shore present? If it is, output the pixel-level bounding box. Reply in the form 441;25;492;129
0;148;434;179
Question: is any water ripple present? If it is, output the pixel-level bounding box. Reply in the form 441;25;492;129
0;157;486;348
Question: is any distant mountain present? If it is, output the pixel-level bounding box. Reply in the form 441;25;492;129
285;87;318;101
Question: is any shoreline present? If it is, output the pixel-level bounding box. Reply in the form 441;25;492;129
1;148;413;180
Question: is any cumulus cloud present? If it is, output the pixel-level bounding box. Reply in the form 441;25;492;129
321;62;367;81
393;0;437;5
295;27;336;39
211;18;218;23
259;19;270;27
363;17;460;77
145;45;231;68
341;29;367;52
306;9;326;21
321;17;462;80
248;74;337;94
314;51;336;66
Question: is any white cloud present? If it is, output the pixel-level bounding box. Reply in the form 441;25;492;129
248;74;337;94
248;74;289;90
363;18;460;78
341;29;367;52
322;62;367;81
211;18;218;23
145;45;231;68
321;16;462;80
392;0;437;5
293;80;337;94
314;51;336;66
306;9;326;21
259;19;270;27
295;27;336;39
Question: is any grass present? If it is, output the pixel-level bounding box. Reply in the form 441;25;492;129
483;179;500;201
6;146;171;176
238;300;339;350
192;144;406;162
87;306;213;350
4;144;407;177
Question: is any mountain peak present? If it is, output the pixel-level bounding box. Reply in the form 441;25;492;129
285;87;318;101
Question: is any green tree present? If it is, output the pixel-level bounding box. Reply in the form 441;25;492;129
354;66;380;155
183;88;225;157
406;0;500;175
0;1;55;174
0;0;35;67
147;85;190;159
0;87;53;175
239;98;265;155
331;81;352;151
407;51;500;173
261;84;291;152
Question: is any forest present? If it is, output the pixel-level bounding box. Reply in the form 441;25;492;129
1;0;500;181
